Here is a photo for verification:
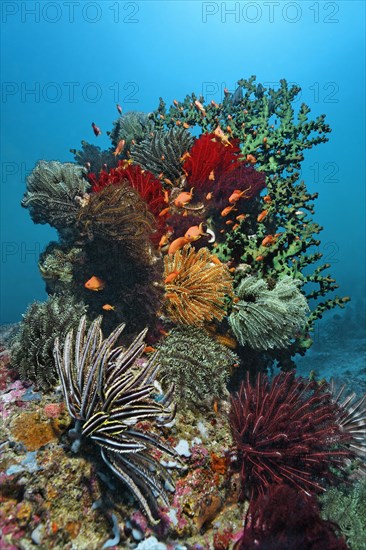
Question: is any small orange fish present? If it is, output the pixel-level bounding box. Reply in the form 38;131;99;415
174;188;194;208
210;255;222;265
213;125;232;147
208;170;215;181
176;120;181;126
232;223;239;230
91;122;101;136
261;235;275;247
116;103;122;115
184;222;206;241
263;195;272;204
194;99;206;114
102;304;115;311
158;232;171;248
164;270;180;284
168;236;190;255
180;152;191;163
229;189;247;204
113;139;125;156
85;276;105;291
144;346;156;353
257;210;268;222
206;192;213;200
225;219;234;225
158;207;170;217
246;154;257;164
221;205;236;217
226;125;232;135
211;100;219;108
183;122;190;129
173;99;179;106
255;255;264;261
236;214;247;221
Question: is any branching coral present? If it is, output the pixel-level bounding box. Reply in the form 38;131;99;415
156;325;239;404
54;315;176;524
164;245;233;326
131;127;194;181
229;372;354;501
151;76;331;177
237;485;349;550
109;111;154;150
76;182;155;256
229;275;309;350
21;161;90;231
10;294;87;390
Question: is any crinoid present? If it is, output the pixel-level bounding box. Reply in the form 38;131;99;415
229;372;354;502
164;245;233;326
131;127;194;181
10;293;87;391
237;485;349;550
330;379;366;463
76;182;155;254
22;160;90;230
54;316;177;523
229;275;309;350
156;325;239;404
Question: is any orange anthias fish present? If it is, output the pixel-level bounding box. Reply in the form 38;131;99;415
174;188;194;208
221;205;236;217
164;270;180;284
102;304;115;311
144;346;156;353
194;99;206;115
168;236;190;255
113;139;125;156
213;125;232;147
229;189;248;204
184;222;206;241
91;122;102;136
261;235;276;247
85;276;105;291
257;210;269;223
246;154;257;164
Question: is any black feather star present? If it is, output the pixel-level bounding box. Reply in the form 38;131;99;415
54;315;177;523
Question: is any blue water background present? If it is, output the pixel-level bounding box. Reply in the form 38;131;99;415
1;1;365;333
